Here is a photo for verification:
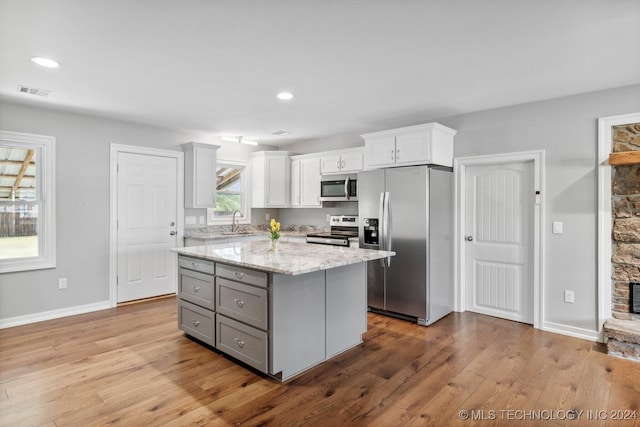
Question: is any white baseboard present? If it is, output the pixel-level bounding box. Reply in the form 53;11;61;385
0;300;112;329
543;321;600;342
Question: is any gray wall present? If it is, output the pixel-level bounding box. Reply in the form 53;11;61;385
0;100;268;320
282;84;640;334
3;84;640;334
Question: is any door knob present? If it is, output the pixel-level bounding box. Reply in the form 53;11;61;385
169;221;175;226
170;231;176;236
466;236;473;241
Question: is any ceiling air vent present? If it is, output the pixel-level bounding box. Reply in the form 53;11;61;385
272;130;290;136
18;85;51;97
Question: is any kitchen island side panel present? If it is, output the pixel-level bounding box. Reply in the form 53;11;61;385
270;271;326;380
326;262;367;358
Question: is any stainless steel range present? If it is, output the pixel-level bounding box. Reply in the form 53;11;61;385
306;215;358;247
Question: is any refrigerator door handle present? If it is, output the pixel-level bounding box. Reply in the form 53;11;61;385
384;191;391;267
379;192;386;267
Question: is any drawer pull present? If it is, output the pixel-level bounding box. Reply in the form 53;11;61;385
192;285;201;292
191;262;199;269
192;320;200;327
234;298;245;308
234;338;245;348
234;272;245;279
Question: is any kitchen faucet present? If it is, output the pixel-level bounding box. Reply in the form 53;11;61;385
232;210;241;232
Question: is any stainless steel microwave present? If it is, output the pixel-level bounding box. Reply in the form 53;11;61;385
320;175;357;201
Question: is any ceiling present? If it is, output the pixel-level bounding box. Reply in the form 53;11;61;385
1;0;639;147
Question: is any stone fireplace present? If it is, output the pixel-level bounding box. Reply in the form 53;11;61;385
611;122;640;321
605;122;640;360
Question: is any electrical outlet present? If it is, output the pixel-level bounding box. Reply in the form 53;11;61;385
564;290;574;303
552;221;563;234
185;216;196;225
326;214;330;221
59;278;67;290
198;216;205;224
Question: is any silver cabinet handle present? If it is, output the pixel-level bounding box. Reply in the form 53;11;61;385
234;271;245;279
191;262;199;268
391;149;394;160
170;231;176;235
234;338;245;348
234;298;245;308
192;285;200;292
192;320;200;327
396;149;399;161
341;160;345;169
336;159;340;169
466;236;473;241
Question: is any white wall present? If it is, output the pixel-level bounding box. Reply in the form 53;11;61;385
0;100;268;321
281;84;640;335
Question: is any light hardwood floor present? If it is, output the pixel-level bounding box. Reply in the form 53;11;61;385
1;297;639;426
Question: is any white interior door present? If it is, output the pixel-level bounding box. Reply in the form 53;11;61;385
117;152;178;303
465;161;534;324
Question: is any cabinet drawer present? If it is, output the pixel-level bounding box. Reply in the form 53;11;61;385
178;300;215;347
178;256;215;275
179;268;215;310
216;263;267;288
217;315;268;373
216;277;268;330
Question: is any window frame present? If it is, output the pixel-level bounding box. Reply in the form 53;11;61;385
0;130;56;273
207;159;251;225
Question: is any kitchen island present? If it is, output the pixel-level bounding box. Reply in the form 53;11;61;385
172;241;394;381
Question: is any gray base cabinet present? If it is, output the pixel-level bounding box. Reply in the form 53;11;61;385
177;254;367;381
178;300;216;347
217;314;269;372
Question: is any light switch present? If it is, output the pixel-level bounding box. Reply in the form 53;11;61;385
552;221;563;234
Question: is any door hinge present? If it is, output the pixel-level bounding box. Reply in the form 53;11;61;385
117;164;120;173
116;276;119;285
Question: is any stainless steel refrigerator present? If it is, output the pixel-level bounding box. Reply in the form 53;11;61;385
358;165;453;326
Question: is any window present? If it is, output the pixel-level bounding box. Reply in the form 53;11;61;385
207;160;250;225
0;131;55;273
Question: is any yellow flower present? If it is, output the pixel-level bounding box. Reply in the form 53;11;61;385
269;218;281;240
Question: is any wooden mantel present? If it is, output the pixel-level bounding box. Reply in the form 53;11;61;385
609;151;640;166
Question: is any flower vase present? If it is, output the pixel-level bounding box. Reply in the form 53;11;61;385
269;238;279;252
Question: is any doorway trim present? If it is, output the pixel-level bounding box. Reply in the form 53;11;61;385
454;150;545;329
597;112;640;338
109;144;184;307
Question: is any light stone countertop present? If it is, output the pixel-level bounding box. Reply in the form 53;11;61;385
184;230;308;241
171;240;395;276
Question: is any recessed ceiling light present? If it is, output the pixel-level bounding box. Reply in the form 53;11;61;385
276;92;293;100
31;57;60;68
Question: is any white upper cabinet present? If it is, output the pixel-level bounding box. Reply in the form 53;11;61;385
250;151;290;208
290;158;301;206
291;155;321;208
184;142;220;208
319;148;364;174
362;123;457;169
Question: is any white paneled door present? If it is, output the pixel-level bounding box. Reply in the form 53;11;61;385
117;152;178;303
465;161;534;324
